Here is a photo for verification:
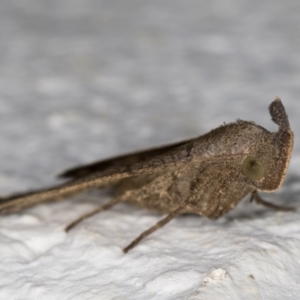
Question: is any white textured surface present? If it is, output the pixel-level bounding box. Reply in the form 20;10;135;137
1;1;300;299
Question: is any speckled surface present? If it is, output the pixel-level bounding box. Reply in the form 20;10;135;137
1;1;300;299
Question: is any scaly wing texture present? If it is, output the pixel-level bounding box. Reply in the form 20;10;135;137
0;136;220;213
58;137;197;179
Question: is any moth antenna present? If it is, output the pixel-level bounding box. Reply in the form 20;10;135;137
269;97;290;130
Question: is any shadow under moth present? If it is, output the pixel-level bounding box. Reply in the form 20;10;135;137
0;98;294;253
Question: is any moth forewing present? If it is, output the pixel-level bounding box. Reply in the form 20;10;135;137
58;137;198;179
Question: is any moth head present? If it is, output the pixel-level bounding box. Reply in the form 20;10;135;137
242;98;294;192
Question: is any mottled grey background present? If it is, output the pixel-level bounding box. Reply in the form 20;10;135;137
1;1;300;299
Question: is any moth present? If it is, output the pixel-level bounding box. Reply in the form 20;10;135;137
0;98;294;253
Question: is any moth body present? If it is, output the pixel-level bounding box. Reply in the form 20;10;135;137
0;98;294;252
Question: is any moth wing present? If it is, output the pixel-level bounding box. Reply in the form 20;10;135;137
0;128;240;213
0;137;213;212
58;137;197;179
0;130;240;212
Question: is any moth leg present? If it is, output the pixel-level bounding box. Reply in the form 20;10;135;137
250;191;295;211
123;206;183;253
65;196;123;232
65;174;173;233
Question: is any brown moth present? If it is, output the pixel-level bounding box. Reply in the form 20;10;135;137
0;98;294;253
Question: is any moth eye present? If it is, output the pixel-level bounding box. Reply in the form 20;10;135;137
242;156;265;180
